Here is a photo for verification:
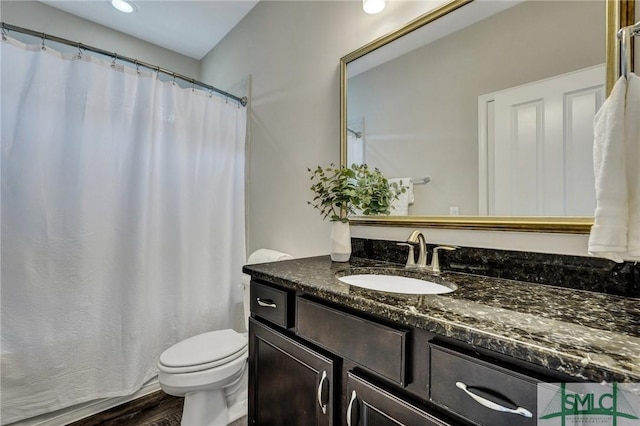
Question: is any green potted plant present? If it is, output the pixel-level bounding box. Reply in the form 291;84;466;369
308;163;403;261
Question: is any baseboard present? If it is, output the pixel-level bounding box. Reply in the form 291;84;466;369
7;379;161;426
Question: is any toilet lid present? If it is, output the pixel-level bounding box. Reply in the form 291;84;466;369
159;329;247;369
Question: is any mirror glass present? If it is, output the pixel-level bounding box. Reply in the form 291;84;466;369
343;0;621;230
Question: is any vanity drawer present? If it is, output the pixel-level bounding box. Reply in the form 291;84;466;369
250;280;294;328
429;343;541;426
296;297;408;385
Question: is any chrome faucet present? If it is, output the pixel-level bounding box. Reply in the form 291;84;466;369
404;230;428;268
407;230;428;267
402;230;458;274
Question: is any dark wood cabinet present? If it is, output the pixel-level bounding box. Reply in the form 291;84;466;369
248;318;336;425
297;297;408;385
249;279;569;426
429;343;546;426
250;280;295;328
346;373;452;426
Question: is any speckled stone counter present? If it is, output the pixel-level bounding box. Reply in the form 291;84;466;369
243;256;640;384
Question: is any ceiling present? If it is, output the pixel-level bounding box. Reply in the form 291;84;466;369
38;0;260;60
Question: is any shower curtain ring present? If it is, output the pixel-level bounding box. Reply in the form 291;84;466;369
172;74;176;86
1;26;7;41
111;54;118;69
77;42;83;59
41;34;46;51
135;61;141;76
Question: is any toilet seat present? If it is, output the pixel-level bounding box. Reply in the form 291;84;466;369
159;329;247;374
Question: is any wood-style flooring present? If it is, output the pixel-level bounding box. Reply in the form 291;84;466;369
67;391;247;426
68;391;182;426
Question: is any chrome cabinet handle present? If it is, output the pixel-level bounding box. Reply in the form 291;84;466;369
346;389;357;426
256;298;277;308
455;382;532;418
317;371;328;414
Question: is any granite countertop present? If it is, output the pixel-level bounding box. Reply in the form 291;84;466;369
243;256;640;384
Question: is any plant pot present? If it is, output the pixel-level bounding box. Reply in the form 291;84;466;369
330;221;351;262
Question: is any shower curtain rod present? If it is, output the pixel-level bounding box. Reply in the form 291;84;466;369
1;22;248;107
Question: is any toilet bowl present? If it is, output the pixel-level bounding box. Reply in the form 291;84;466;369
158;249;293;425
158;329;248;426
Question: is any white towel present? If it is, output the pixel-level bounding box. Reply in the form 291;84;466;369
588;74;640;262
247;248;293;264
389;178;414;216
242;248;293;287
626;74;640;257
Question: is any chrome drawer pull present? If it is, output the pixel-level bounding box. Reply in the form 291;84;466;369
317;370;328;414
455;382;532;418
347;390;358;426
256;298;277;308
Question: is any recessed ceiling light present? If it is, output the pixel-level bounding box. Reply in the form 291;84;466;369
111;0;137;14
363;0;385;14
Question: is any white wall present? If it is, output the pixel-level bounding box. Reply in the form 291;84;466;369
201;0;597;258
1;1;200;78
201;0;447;258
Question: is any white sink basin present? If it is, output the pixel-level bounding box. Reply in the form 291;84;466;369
337;274;455;295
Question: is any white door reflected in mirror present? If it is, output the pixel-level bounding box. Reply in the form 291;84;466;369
479;64;604;216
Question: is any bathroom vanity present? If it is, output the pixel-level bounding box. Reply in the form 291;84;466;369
243;256;639;425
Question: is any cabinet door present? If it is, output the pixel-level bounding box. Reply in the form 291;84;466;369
249;318;335;426
346;373;452;426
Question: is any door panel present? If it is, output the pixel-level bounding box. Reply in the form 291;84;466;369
346;373;451;426
249;318;335;425
479;64;604;215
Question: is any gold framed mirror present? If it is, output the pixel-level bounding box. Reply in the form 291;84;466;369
340;0;635;233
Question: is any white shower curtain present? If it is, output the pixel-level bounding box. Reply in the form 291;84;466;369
1;37;247;424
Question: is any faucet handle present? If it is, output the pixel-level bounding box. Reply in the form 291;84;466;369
397;243;416;267
433;245;459;253
430;245;459;274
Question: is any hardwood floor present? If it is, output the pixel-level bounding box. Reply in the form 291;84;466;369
228;418;248;426
67;390;247;426
68;391;183;426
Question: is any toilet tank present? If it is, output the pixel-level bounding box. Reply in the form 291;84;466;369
241;273;251;332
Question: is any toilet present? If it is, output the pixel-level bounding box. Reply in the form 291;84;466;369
157;279;250;426
157;329;248;426
157;249;292;426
